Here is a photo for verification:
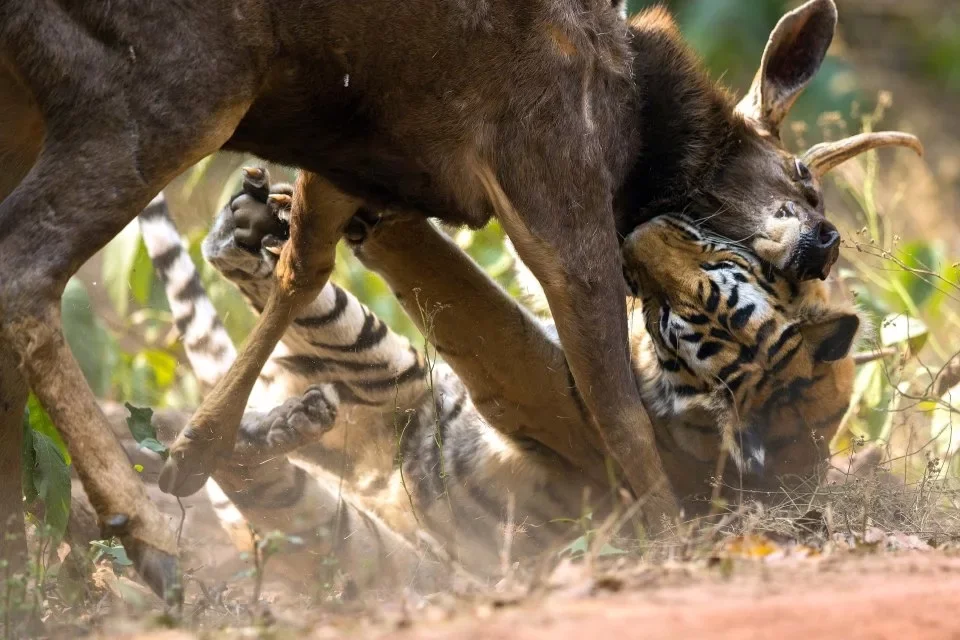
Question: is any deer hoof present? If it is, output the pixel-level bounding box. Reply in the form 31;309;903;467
125;539;184;607
157;426;222;497
103;513;130;535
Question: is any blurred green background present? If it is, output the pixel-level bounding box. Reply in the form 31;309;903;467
62;0;960;471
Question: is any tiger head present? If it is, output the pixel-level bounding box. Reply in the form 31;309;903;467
622;215;862;494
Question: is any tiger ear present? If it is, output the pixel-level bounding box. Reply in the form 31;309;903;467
800;312;860;363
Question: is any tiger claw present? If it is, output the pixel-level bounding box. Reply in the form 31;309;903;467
267;193;293;223
242;166;270;202
242;166;265;182
261;234;285;256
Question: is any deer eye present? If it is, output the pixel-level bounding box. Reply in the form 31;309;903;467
794;158;812;182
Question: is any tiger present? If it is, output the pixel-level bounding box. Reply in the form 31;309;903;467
135;167;862;591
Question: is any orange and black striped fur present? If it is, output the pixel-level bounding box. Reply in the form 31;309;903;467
622;217;860;503
138;169;861;589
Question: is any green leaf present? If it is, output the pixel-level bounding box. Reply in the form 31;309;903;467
929;404;960;460
129;356;159;406
187;229;257;345
850;361;897;442
137;349;179;390
26;394;70;465
22;410;38;505
560;535;590;558
62;278;118;398
839;361;883;443
102;220;143;318
129;238;156;306
138;437;169;460
889;240;942;313
90;540;133;567
597;543;628;557
182;155;216;197
31;429;72;542
124;403;156;444
125;402;169;459
862;363;885;409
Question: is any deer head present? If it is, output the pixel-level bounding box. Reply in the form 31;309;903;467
687;0;922;281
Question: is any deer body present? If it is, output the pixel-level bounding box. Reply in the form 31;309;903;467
224;1;634;229
0;0;919;603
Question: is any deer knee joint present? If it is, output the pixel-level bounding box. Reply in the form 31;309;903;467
275;248;335;302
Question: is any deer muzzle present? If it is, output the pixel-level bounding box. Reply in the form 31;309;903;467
789;218;840;281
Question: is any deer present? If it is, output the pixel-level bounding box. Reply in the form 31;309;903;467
0;0;919;603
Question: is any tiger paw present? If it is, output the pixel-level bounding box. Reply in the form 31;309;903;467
232;386;338;464
202;166;293;281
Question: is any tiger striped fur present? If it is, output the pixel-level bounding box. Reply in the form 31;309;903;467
622;217;861;502
139;169;861;590
137;193;448;592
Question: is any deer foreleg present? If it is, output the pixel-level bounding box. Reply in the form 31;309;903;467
159;172;361;497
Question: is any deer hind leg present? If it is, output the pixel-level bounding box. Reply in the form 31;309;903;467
0;65;43;582
159;172;362;497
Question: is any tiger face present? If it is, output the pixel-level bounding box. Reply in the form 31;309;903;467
622;216;860;490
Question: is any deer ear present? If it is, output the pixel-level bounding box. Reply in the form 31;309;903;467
735;0;837;136
800;312;859;363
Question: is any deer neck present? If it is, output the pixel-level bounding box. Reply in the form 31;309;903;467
615;26;740;236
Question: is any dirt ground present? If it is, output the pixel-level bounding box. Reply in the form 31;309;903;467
381;553;960;640
34;409;949;639
80;479;960;640
89;551;960;639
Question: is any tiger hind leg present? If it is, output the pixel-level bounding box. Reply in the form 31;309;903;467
212;390;447;592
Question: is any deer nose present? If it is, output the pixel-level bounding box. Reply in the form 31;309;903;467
815;219;840;250
790;217;841;281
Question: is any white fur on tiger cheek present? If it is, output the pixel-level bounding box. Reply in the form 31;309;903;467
753;216;802;269
711;267;770;325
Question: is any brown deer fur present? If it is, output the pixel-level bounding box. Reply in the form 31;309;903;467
0;0;919;602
